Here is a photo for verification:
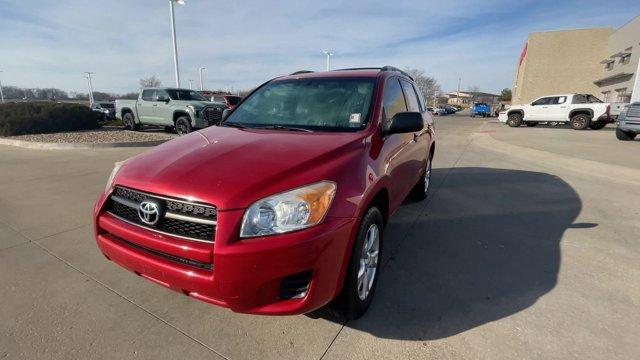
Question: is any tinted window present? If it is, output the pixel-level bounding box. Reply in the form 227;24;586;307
412;84;426;111
141;90;154;101
226;96;242;105
400;80;421;112
531;97;552;106
167;89;207;101
383;78;407;128
225;78;376;131
155;89;169;101
552;96;567;105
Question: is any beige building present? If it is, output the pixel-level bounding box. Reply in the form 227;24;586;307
512;27;613;104
446;91;500;105
594;15;640;103
512;14;640;105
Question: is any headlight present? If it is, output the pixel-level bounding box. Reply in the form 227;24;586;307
240;181;337;238
186;105;196;113
105;161;124;192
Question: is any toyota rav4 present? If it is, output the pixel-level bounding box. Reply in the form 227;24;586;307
93;66;436;319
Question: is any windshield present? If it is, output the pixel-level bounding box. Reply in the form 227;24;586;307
226;96;242;105
224;78;376;131
167;89;207;101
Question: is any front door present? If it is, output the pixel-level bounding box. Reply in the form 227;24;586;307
527;97;553;120
137;89;156;123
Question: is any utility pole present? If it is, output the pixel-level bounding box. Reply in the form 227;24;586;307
323;50;333;71
169;0;185;87
199;67;205;90
457;77;461;106
84;72;95;106
0;70;4;104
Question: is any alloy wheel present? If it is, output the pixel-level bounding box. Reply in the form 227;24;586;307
424;158;432;195
357;224;380;301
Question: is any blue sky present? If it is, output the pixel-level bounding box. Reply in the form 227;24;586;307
1;0;639;95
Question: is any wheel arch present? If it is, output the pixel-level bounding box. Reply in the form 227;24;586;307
173;110;191;124
507;109;524;117
569;108;594;119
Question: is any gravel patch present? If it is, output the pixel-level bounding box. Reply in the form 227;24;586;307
7;128;177;144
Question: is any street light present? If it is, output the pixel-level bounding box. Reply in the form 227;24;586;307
323;50;333;71
188;79;194;89
199;67;205;90
169;0;185;87
84;72;95;106
0;70;4;104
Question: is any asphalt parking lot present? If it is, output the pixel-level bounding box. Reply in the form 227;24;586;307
1;114;639;359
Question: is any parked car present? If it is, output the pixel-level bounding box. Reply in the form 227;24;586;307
91;102;116;121
499;93;612;130
471;102;492;117
432;107;447;115
94;66;436;319
115;88;227;135
615;102;640;141
212;94;243;109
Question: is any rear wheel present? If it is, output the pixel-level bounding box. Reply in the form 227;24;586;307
589;121;606;130
525;122;538;127
175;116;192;135
570;114;590;130
507;113;522;127
616;128;637;141
123;112;139;131
331;207;383;320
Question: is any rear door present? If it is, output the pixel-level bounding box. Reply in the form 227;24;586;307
137;90;156;123
400;79;430;186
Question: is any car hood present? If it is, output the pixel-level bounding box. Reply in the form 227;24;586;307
115;126;366;209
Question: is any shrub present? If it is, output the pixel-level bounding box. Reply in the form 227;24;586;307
0;102;100;136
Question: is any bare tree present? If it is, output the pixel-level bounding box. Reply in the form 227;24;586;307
139;75;162;88
404;68;441;103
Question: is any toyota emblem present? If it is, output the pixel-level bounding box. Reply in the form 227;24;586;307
138;200;162;225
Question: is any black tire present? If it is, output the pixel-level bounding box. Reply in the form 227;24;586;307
123;112;139;131
507;113;522;127
570;114;590;130
525;122;538;127
164;126;175;133
332;207;384;320
175;116;192;135
589;122;606;130
616;128;637;141
410;154;432;201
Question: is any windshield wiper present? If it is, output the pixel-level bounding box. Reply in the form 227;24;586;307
219;122;248;129
255;124;314;132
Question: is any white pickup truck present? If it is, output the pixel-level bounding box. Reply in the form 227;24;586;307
499;93;612;130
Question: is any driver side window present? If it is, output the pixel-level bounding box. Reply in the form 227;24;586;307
382;78;407;130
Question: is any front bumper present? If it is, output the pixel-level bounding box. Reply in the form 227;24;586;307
94;198;357;315
617;119;640;133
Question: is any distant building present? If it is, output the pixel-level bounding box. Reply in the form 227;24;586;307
512;14;640;105
446;91;500;105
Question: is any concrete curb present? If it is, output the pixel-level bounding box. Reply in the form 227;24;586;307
0;137;169;150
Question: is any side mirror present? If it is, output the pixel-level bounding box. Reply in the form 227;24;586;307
388;112;424;135
222;108;231;120
157;95;170;103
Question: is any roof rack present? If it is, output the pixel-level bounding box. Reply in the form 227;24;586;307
290;70;314;75
333;66;414;80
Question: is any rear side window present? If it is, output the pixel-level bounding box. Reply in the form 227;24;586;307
400;80;421;112
383;78;407;128
552;96;567;104
141;90;154;101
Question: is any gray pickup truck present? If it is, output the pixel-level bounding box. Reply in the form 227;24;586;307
616;102;640;141
115;88;226;135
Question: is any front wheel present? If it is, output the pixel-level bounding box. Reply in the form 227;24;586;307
616;128;637;141
175;116;193;135
332;207;383;320
123;112;139;131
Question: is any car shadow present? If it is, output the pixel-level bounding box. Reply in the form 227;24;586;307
320;167;583;340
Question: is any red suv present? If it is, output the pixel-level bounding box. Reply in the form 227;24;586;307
94;66;435;319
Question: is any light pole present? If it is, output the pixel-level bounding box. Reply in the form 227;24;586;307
323;50;333;71
199;67;205;90
0;70;4;104
457;77;461;106
169;0;185;87
84;72;95;106
188;79;194;89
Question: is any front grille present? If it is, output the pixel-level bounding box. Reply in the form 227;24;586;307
112;234;213;270
627;105;640;119
106;186;216;242
203;106;224;125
